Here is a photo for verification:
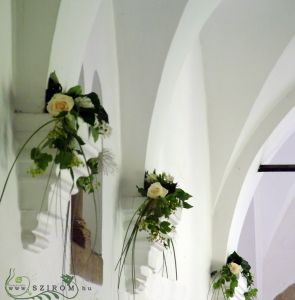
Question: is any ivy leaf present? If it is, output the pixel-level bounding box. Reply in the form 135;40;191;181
159;221;172;234
30;147;53;171
66;85;82;97
183;201;193;209
175;188;192;201
55;151;74;169
87;157;99;175
76;175;94;193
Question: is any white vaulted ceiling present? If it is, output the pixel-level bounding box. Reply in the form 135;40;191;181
200;0;295;270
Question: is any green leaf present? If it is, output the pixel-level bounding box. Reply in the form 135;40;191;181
50;71;60;85
85;92;100;109
31;147;39;160
43;294;51;300
67;85;82;97
91;126;100;142
79;109;96;126
87;157;99;175
183;201;193;209
50;292;59;299
96;105;109;123
76;175;95;193
45;72;62;105
55;151;74;169
30;147;53;172
174;188;192;201
159;221;172;233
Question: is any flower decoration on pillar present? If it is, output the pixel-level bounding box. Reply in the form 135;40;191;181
0;71;113;204
210;251;258;300
116;170;193;295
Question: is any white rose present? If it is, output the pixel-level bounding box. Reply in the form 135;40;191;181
228;262;242;275
147;182;168;199
75;96;94;108
47;94;74;116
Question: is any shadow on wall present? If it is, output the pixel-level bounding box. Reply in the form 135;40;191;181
274;284;295;299
0;83;13;170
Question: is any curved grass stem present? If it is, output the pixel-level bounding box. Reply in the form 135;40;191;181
0;118;56;204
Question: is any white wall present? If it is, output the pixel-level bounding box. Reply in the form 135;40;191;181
113;0;188;197
0;0;23;298
145;38;211;300
0;1;122;299
82;0;122;298
13;0;60;112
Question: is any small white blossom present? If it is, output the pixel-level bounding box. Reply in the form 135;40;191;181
75;96;94;108
98;121;112;138
146;173;158;182
164;173;174;183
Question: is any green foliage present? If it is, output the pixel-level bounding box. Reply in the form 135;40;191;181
27;72;112;195
29;147;53;176
136;171;193;246
76;175;99;193
66;85;82;97
90;126;100;142
117;171;192;295
210;252;258;300
87;157;99;175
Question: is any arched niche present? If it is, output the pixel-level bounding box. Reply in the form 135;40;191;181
47;0;102;87
146;0;219;168
81;70;104;256
213;32;295;266
70;66;104;284
213;92;295;267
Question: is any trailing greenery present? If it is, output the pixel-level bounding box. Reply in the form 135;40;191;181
0;72;112;204
210;252;258;300
116;170;193;295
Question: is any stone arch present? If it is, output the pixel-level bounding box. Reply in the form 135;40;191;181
47;0;102;86
208;20;295;265
213;89;295;266
92;71;103;100
146;0;219;167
